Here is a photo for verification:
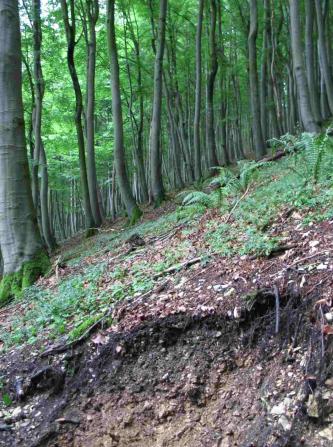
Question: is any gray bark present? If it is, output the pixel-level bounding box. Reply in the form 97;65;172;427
107;0;141;221
0;0;44;274
32;0;56;251
194;0;204;179
305;0;322;123
149;0;167;205
61;0;95;230
206;0;219;169
248;0;266;158
315;0;333;115
289;0;320;133
85;0;103;226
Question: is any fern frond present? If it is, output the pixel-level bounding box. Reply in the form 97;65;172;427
182;191;215;208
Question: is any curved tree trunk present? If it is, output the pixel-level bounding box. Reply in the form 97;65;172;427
61;0;95;232
0;0;49;305
107;0;141;223
149;0;168;206
289;0;320;133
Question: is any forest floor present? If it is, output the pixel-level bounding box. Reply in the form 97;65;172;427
1;152;333;446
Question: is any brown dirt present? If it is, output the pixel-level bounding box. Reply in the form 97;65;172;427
1;211;333;446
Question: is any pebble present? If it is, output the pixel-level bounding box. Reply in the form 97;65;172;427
278;415;292;431
318;427;333;441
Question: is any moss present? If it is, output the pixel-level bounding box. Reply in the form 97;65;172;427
128;206;143;226
0;249;50;307
68;314;101;340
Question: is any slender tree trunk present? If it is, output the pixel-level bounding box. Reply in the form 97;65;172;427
248;0;265;158
61;0;95;231
305;0;322;124
315;0;333;115
32;0;57;251
289;0;320;133
260;0;270;142
85;0;103;226
0;0;49;305
149;0;167;205
123;10;149;202
193;0;204;179
206;0;219;169
107;0;141;223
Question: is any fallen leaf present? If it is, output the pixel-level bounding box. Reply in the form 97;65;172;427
92;333;109;345
322;325;333;335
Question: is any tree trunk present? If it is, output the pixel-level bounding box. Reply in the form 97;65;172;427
314;0;333;115
248;0;266;158
106;0;141;223
32;0;57;251
149;0;168;205
0;0;49;305
61;0;96;232
260;0;270;142
305;0;322;124
206;0;219;169
193;0;204;179
289;0;320;133
85;0;103;226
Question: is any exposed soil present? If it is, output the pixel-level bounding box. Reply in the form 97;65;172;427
1;211;333;446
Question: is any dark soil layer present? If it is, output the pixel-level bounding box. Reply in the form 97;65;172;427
1;290;331;447
2;216;333;446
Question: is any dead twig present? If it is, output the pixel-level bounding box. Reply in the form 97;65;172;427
286;251;330;270
273;285;280;335
153;257;203;279
225;186;251;223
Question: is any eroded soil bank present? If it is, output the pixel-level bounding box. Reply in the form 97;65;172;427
1;287;333;447
2;214;333;446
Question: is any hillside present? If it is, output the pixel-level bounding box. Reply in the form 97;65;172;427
1;142;333;446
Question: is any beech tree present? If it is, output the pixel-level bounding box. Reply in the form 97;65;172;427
1;0;331;261
149;0;168;205
248;0;265;158
289;0;320;133
0;0;49;305
107;0;142;223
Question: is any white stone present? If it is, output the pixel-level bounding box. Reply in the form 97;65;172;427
318;427;333;441
278;415;292;431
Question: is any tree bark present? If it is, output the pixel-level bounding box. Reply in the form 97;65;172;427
305;0;322;124
0;0;49;304
32;0;57;251
61;0;95;231
248;0;266;158
206;0;219;169
193;0;204;179
85;0;103;226
289;0;320;133
106;0;141;223
149;0;168;205
314;0;333;115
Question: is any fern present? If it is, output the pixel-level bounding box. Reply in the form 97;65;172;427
237;160;264;191
181;191;216;208
271;130;333;183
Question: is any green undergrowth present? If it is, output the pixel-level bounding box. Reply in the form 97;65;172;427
1;130;333;350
